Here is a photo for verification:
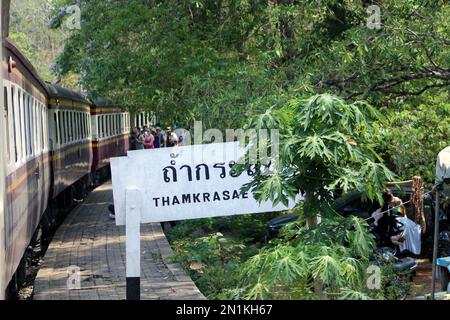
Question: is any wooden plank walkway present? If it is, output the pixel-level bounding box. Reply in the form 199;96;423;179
33;181;205;300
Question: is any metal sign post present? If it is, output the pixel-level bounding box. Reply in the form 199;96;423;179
430;188;440;300
125;188;141;300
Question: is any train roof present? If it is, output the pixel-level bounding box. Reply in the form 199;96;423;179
46;83;91;105
91;98;121;108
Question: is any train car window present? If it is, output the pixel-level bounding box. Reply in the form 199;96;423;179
113;114;116;135
111;114;114;136
39;103;43;153
74;112;78;141
78;113;82;140
24;95;29;156
63;111;68;144
54;113;58;146
18;90;24;161
31;99;35;155
23;94;27;157
69;112;73;142
40;104;44;152
76;112;80;141
98;116;101;138
39;103;42;152
4;86;11;163
106;115;110;137
84;113;87;138
28;95;33;156
87;114;89;137
42;106;45;151
58;111;63;145
73;112;77;141
33;99;38;154
28;95;32;155
100;115;104;138
100;115;103;138
80;113;84;139
68;111;71;142
33;99;38;155
107;114;111;137
81;113;84;139
44;107;48;151
10;87;18;162
113;114;117;135
67;111;71;142
74;112;77;141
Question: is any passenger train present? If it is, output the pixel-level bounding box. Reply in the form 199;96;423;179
0;1;152;299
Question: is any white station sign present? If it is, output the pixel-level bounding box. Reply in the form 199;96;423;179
111;141;299;225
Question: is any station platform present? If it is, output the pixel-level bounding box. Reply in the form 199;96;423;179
33;182;205;300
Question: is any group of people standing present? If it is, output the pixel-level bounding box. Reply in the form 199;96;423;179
129;124;180;151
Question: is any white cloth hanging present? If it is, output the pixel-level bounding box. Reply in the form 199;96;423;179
396;216;422;255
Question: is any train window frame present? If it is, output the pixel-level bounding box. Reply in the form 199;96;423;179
100;115;103;138
30;95;35;156
70;111;74;142
18;89;25;162
98;115;101;139
98;115;102;138
76;112;80;141
10;86;18;163
109;114;112;137
38;102;43;154
43;105;46;151
4;85;11;164
116;114;119;135
30;96;34;156
24;94;30;157
33;98;38;156
107;114;110;137
58;111;63;145
33;99;38;155
26;93;34;158
61;111;65;145
84;113;87;139
78;112;80;141
64;111;68;144
54;111;59;146
81;113;84;139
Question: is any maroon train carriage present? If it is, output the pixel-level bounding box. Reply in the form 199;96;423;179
90;99;130;183
46;84;93;204
1;37;51;298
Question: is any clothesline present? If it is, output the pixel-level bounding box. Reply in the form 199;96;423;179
363;189;434;222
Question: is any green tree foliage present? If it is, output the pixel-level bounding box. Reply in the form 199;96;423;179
235;215;377;299
53;1;449;119
380;93;450;184
50;0;448;179
228;94;398;299
8;0;74;85
238;94;396;217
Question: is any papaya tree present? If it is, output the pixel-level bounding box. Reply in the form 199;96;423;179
239;93;396;224
231;94;398;298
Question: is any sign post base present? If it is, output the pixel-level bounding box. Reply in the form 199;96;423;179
125;188;141;300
